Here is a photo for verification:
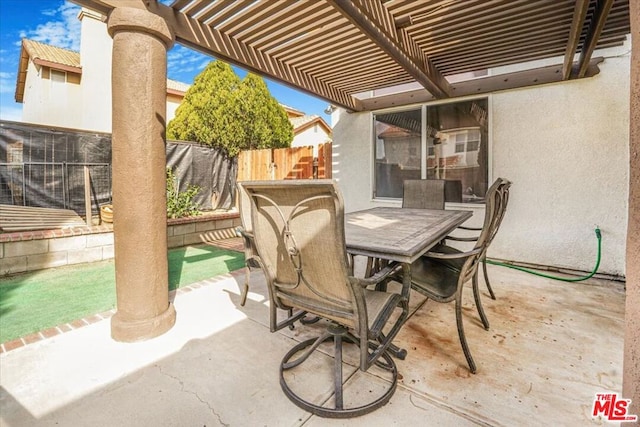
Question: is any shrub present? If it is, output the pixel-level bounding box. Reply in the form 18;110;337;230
166;168;201;219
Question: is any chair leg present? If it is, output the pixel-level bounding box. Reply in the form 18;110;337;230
482;259;496;300
240;265;250;306
455;294;477;374
473;273;490;330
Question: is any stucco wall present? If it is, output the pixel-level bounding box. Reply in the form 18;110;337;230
491;57;629;276
22;63;83;128
332;56;629;276
80;9;113;133
290;125;331;153
21;10;181;133
21;61;43;124
166;93;182;123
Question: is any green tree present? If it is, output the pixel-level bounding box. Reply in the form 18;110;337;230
167;61;293;157
233;73;293;152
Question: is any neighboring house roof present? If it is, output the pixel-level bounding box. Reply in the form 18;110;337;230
281;104;305;118
15;38;191;102
167;79;190;96
15;39;82;102
290;114;332;138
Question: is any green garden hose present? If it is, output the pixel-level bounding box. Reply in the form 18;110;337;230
485;227;602;282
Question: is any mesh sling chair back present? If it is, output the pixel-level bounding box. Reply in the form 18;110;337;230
239;180;409;418
356;178;447;279
394;178;505;374
402;179;446;209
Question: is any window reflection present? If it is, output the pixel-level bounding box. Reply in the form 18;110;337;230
373;99;488;203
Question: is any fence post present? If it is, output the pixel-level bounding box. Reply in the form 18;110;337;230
84;166;92;226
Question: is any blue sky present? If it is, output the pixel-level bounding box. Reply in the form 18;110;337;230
0;0;332;122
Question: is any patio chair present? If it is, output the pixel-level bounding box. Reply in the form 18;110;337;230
239;179;409;418
402;179;446;209
447;178;512;302
236;182;258;306
355;179;446;278
393;178;505;373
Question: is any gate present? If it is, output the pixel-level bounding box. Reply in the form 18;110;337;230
237;143;332;181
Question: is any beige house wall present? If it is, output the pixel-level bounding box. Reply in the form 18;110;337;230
490;56;629;277
290;124;331;155
22;61;83;128
20;9;182;132
332;47;630;277
79;8;112;133
166;93;183;124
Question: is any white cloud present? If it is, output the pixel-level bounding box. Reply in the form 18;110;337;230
41;8;59;17
21;2;81;51
167;45;211;76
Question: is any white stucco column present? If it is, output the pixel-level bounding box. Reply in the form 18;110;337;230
107;7;176;342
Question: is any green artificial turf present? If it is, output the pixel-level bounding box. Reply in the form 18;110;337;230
0;244;245;343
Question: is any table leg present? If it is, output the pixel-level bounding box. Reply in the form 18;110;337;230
400;263;412;301
385;263;411;360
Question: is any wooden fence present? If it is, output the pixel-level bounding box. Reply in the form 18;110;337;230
237;143;332;181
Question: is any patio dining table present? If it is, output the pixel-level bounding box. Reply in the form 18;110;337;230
344;207;473;300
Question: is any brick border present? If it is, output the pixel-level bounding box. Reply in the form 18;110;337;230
0;224;113;243
0;269;245;354
0;308;116;354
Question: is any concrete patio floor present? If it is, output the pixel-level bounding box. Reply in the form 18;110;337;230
0;258;626;426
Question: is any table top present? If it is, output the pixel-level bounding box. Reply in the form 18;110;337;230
345;207;473;264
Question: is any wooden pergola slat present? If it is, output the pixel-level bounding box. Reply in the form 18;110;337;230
71;0;630;110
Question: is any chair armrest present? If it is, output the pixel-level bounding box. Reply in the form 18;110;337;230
425;247;483;260
236;226;254;240
236;227;257;259
355;262;402;288
458;226;482;231
445;235;479;242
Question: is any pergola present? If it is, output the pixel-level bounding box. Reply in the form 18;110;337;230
69;0;638;415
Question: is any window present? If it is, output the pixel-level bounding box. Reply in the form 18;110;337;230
373;108;422;198
50;69;66;101
373;98;488;204
467;140;480;152
455;133;466;153
50;69;66;83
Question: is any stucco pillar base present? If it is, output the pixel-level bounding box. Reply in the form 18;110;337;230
111;303;176;342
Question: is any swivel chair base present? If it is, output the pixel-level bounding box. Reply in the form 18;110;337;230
279;325;397;418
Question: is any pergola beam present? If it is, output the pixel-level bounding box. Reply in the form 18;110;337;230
70;0;363;111
562;0;590;80
329;0;452;99
161;11;361;111
575;0;615;78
